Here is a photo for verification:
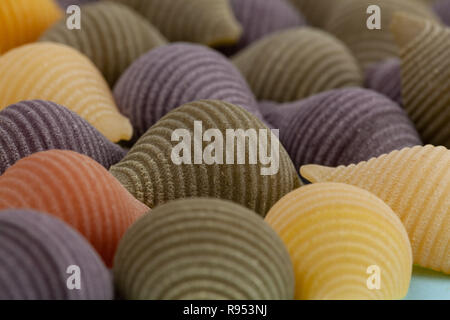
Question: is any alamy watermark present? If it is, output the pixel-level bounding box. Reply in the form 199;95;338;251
171;121;280;176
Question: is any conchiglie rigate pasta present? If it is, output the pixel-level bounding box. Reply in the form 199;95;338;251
232;28;363;102
0;42;133;142
0;209;113;300
114;198;295;300
109;100;300;216
301;145;450;274
0;150;149;267
108;0;242;46
41;2;167;86
391;13;450;148
265;182;412;300
0;0;62;54
0;100;126;174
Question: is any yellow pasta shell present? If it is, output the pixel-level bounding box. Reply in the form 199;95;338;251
391;13;450;147
0;0;62;54
0;42;132;142
301;145;450;274
265;182;412;300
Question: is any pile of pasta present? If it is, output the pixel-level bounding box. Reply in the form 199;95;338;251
0;0;448;300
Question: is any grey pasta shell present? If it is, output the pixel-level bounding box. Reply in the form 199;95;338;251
113;43;263;138
109;100;301;216
0;100;126;174
391;13;450;147
323;0;438;70
41;2;167;86
232;27;363;103
0;209;112;300
434;0;450;26
260;88;422;169
364;58;403;106
113;198;295;300
57;0;97;9
220;0;306;55
107;0;242;46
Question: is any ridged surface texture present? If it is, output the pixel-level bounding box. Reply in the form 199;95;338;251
260;88;421;169
265;183;412;300
288;0;340;27
108;0;242;46
391;14;450;148
232;28;363;102
365;58;403;106
110;100;301;217
0;100;126;174
221;0;305;55
41;2;167;86
0;42;133;143
0;209;113;300
434;0;450;26
0;0;62;54
114;198;295;300
57;0;98;9
300;145;450;274
0;150;149;267
323;0;438;69
114;43;263;138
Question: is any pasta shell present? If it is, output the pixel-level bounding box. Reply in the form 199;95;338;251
41;2;167;86
391;13;450;147
109;100;300;216
434;0;450;26
114;43;263;138
232;28;362;102
300;145;450;274
108;0;242;46
0;0;62;54
0;150;149;266
364;58;403;106
265;182;412;300
0;42;133;142
0;209;112;300
220;0;305;55
288;0;341;27
57;0;97;9
260;88;421;169
323;0;438;69
0;100;126;174
114;198;295;300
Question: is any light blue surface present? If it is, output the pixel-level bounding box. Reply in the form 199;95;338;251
405;266;450;300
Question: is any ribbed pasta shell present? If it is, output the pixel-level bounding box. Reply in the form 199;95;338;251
0;100;125;174
391;13;450;147
260;88;421;169
41;2;167;86
434;0;450;26
288;0;341;27
300;145;450;274
0;0;62;54
0;209;112;300
232;28;362;102
364;58;403;106
0;42;132;143
0;150;149;266
57;0;97;9
265;182;412;300
108;0;242;46
220;0;305;55
114;43;262;138
323;0;438;69
114;198;295;300
110;100;300;216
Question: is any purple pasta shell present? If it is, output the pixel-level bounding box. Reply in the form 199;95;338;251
0;100;126;174
0;209;113;300
434;0;450;26
261;88;422;168
113;43;263;138
365;58;403;106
